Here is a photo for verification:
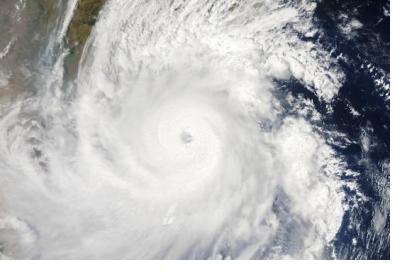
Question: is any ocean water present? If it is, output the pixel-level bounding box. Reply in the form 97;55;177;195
0;0;389;259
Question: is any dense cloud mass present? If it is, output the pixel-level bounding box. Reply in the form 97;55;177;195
0;0;389;259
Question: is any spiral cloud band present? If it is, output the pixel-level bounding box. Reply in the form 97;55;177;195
0;0;350;259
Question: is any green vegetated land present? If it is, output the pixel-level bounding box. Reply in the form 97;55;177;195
66;0;105;47
65;0;106;81
37;0;106;81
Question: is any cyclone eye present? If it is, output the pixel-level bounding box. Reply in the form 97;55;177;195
180;130;193;144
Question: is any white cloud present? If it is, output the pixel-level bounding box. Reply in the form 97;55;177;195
0;0;351;259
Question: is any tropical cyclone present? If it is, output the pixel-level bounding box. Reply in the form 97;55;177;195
0;0;351;259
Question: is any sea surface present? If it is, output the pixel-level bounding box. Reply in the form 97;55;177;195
0;0;389;259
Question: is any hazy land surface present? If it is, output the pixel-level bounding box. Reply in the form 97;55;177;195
0;0;105;101
0;0;389;260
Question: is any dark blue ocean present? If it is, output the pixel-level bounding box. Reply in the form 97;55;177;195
278;0;390;259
